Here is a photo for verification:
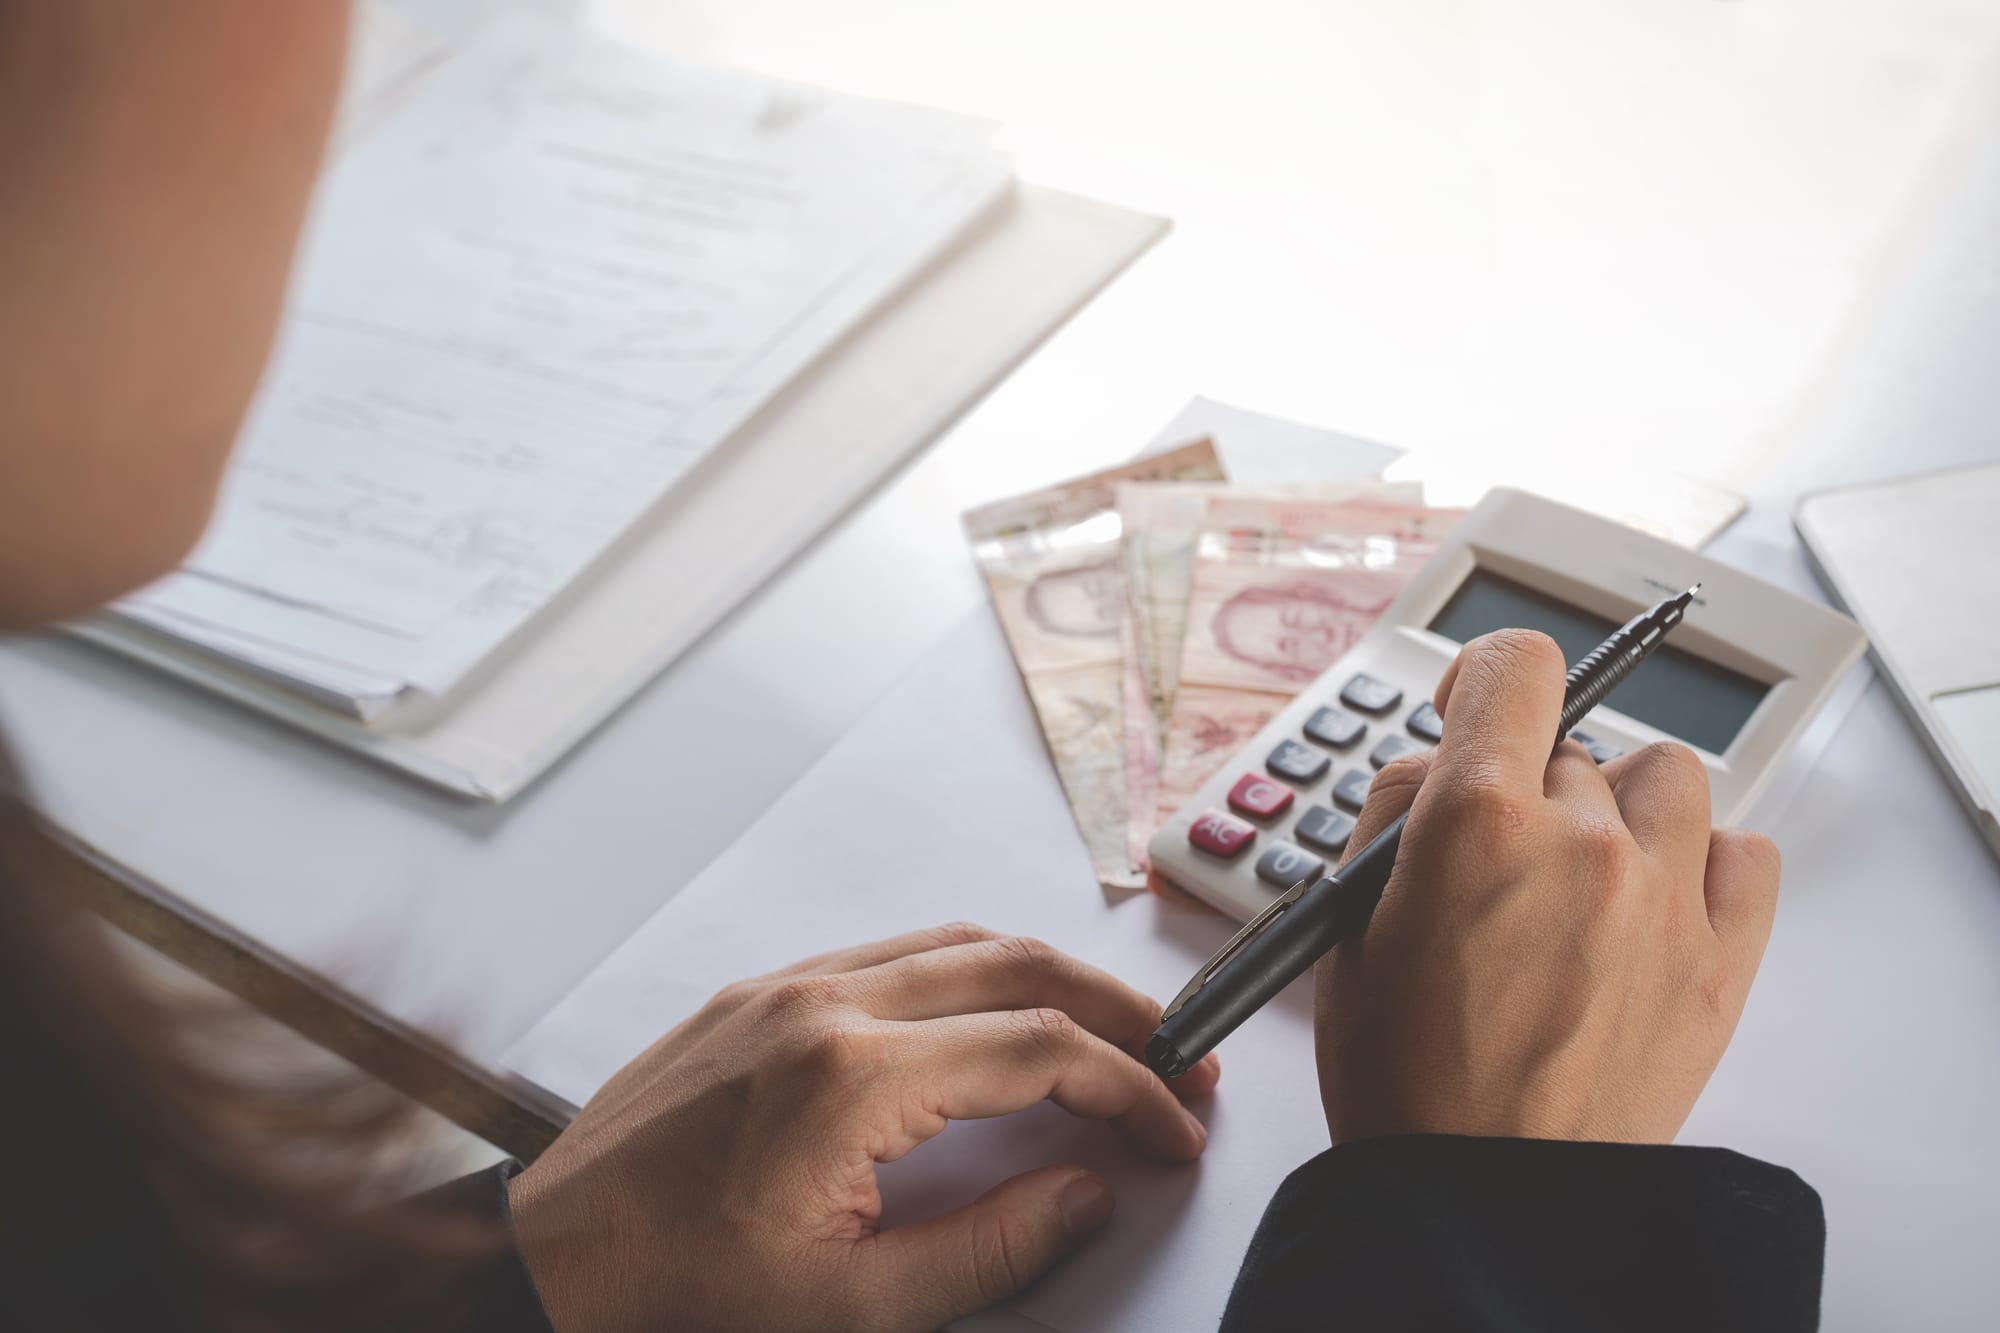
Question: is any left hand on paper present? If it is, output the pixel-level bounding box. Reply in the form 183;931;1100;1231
508;922;1217;1332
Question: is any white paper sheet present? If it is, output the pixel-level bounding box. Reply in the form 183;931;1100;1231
118;15;1010;712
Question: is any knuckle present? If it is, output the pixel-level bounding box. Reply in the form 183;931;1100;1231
971;1206;1043;1305
1570;818;1638;894
765;974;842;1017
1014;1006;1081;1057
707;978;757;1011
1634;741;1711;801
926;920;998;950
1727;828;1781;881
1658;741;1711;791
798;1019;877;1079
1447;773;1536;844
991;933;1062;976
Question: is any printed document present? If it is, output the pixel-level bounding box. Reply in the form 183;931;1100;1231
117;16;1010;716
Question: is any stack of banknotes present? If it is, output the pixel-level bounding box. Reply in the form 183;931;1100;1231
964;439;1461;895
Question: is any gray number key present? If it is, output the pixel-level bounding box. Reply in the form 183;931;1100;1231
1339;673;1403;715
1303;705;1366;749
1295;805;1355;854
1370;733;1426;768
1332;768;1374;812
1255;841;1326;889
1267;738;1331;783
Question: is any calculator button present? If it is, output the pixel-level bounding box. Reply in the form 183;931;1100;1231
1266;739;1331;784
1303;705;1366;749
1339;673;1403;715
1227;773;1295;819
1331;768;1374;812
1569;730;1624;764
1370;734;1426;769
1406;701;1443;743
1295;805;1356;854
1255;842;1326;889
1188;809;1256;858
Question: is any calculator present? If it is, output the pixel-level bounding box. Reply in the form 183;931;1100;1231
1148;488;1868;922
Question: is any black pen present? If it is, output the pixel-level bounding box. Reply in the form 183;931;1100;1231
1144;583;1703;1081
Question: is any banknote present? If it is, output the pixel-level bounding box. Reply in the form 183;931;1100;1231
963;440;1225;892
1117;480;1423;869
1156;495;1462;826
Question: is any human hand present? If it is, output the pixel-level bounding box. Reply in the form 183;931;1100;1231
1316;629;1780;1145
507;922;1218;1333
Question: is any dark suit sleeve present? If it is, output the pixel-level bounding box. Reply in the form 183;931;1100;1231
1222;1134;1824;1333
415;1160;558;1333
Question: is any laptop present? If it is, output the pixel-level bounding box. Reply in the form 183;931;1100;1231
1796;463;2000;863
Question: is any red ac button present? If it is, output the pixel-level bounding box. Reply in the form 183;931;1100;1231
1188;809;1256;858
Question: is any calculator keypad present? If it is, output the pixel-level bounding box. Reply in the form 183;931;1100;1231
1308;682;1438;844
1179;673;1457;903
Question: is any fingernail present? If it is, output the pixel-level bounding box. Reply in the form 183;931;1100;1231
1183;1107;1209;1149
1059;1174;1113;1237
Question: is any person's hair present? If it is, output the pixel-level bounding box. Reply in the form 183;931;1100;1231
0;742;501;1332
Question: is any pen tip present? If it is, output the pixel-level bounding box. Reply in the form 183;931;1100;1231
1659;583;1701;618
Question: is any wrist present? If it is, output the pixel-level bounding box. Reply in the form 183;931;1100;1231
507;1162;612;1333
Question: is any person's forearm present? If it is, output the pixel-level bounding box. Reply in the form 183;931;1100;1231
1224;1136;1824;1333
0;1;350;624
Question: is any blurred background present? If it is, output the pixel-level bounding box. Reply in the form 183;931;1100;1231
394;0;2000;506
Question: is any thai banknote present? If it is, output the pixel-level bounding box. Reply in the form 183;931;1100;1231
1117;480;1422;869
1155;495;1462;827
963;440;1225;893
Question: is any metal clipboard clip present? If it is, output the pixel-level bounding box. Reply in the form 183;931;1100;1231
1161;871;1323;1020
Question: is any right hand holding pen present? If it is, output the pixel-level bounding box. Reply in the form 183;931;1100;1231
1317;629;1781;1144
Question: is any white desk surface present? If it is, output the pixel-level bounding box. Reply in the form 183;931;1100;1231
3;7;1999;1321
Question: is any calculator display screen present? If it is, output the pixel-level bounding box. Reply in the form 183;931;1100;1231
1427;570;1769;754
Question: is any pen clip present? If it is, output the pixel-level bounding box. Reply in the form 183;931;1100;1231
1161;872;1319;1020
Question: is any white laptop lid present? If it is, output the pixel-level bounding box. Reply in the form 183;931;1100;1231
1797;463;2000;857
